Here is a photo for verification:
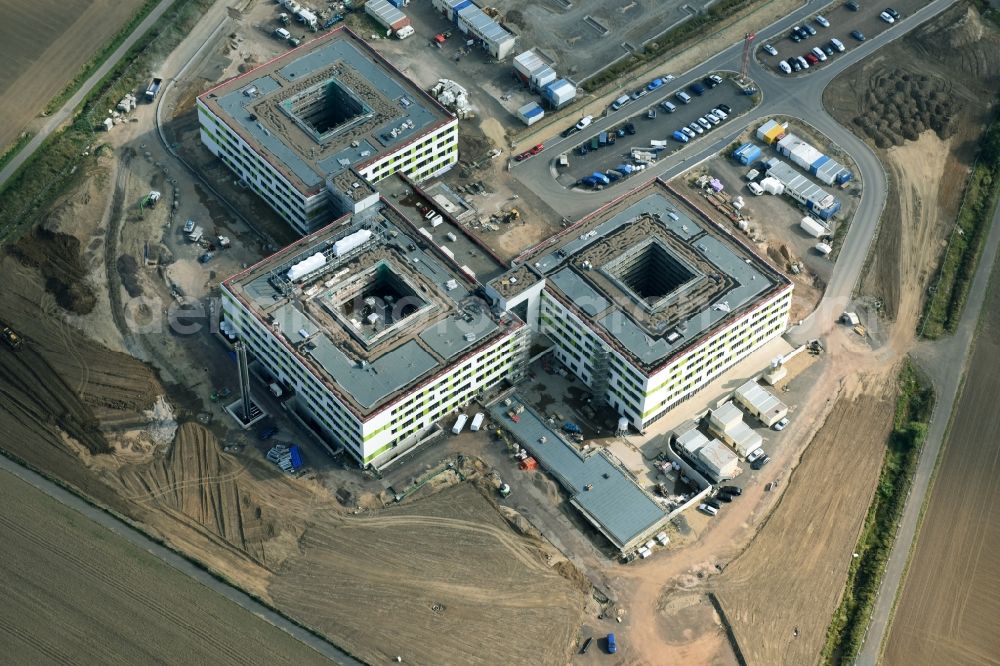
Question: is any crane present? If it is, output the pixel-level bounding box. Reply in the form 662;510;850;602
741;32;756;81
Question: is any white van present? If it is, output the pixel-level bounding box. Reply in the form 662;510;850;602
748;181;765;196
675;90;692;104
611;95;631;111
274;27;291;40
660;100;677;113
395;25;414;39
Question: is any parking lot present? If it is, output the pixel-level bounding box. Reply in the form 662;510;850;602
555;78;757;186
757;0;925;76
489;0;709;80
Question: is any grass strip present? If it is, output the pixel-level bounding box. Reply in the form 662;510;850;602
0;0;212;246
820;361;934;665
920;117;1000;339
44;0;163;115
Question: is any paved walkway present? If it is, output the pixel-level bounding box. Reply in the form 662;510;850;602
0;0;175;188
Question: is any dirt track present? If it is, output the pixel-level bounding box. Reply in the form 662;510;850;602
270;483;586;665
883;265;1000;665
0;467;331;665
0;0;146;152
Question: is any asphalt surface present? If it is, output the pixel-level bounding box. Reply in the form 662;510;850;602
0;453;363;665
855;197;1000;665
559;82;756;182
512;0;958;339
0;0;177;189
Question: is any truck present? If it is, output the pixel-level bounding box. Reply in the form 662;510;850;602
1;322;23;350
145;77;163;102
452;414;468;434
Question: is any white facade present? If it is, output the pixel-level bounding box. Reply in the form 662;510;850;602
198;101;458;235
221;287;527;467
538;285;793;431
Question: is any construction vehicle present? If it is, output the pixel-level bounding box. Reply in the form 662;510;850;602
501;208;520;224
145;77;163;101
1;323;23;350
141;190;161;209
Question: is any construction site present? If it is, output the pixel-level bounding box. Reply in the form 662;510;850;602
2;0;1000;662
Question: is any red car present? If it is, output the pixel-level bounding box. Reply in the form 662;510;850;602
804;52;819;64
514;143;544;161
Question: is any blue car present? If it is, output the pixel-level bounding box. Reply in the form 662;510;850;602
689;82;706;96
607;633;617;654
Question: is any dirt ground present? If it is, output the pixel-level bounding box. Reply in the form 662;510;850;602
0;468;331;666
713;369;898;664
825;4;1000;322
270;482;587;665
883;262;1000;665
0;0;146;153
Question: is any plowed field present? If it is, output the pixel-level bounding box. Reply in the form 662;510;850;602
0;468;330;665
0;0;146;152
883;262;1000;665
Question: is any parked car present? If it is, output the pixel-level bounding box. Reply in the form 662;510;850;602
797;55;810;69
790;29;802;42
697;116;711;129
717;103;732;114
886;7;901;19
676;90;692;104
846;0;860;9
706;112;721;125
880;10;895;23
721;485;743;496
751;455;772;470
779;60;792;74
805;52;819;65
814;14;830;27
851;29;866;41
681;126;696;138
812;47;828;61
631;87;648;100
673;130;690;143
831;38;846;52
624;122;636;135
791;58;802;72
763;43;778;56
699;503;719;516
716;492;734;503
746;447;765;463
803;23;816;35
705;498;722;510
607;633;617;654
689;122;704;135
711;107;728;119
748;181;764;195
611;94;631;110
689;81;706;95
773;417;790;431
661;100;677;113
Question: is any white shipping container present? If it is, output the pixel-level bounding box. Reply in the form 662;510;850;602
452;414;468;434
470;413;484;431
800;216;828;237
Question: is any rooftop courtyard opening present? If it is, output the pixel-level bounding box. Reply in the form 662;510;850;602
604;239;698;307
283;78;372;142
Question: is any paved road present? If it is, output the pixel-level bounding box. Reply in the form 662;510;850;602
0;453;363;665
855;197;1000;665
0;0;176;188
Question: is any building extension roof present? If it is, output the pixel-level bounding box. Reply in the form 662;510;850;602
518;180;791;375
223;202;521;420
489;398;669;551
735;380;788;422
199;28;452;196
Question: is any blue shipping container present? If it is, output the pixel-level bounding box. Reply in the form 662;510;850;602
734;143;761;165
810;154;830;173
289;445;302;469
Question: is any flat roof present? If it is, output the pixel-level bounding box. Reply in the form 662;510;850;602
520;180;791;375
489;398;669;551
199;28;452;196
223;202;521;419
